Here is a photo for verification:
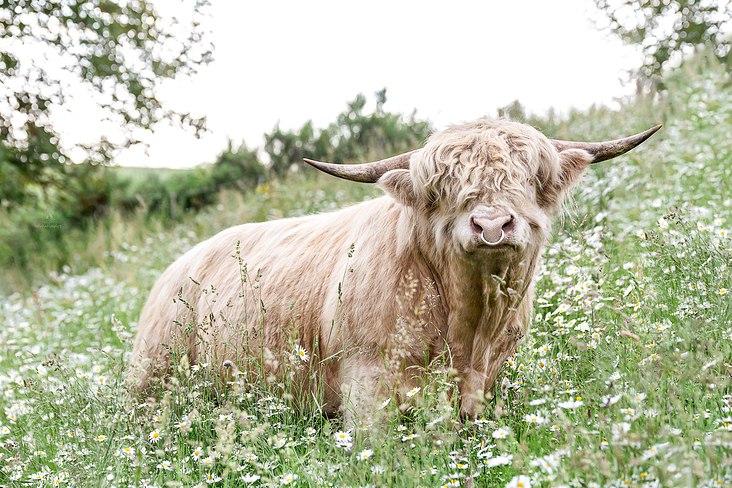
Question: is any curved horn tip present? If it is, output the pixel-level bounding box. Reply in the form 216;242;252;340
551;124;663;164
303;149;419;183
302;158;381;183
588;124;663;164
640;124;663;140
302;158;333;174
302;158;322;168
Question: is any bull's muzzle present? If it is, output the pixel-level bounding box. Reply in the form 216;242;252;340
472;213;514;246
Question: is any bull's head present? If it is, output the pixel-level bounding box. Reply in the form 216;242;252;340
305;120;660;257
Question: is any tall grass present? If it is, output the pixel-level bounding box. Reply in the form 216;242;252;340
1;56;731;487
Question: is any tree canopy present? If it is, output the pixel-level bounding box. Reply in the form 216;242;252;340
264;89;431;179
593;0;731;79
0;0;212;208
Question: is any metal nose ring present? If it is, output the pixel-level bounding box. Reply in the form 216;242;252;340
480;228;505;246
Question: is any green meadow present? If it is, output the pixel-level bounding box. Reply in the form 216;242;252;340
1;58;731;488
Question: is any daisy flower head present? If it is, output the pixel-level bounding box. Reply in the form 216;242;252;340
294;345;309;362
406;386;421;397
333;430;353;449
204;473;223;484
530;454;559;475
485;454;513;467
506;474;532;488
148;429;161;443
281;473;298;485
558;398;584;409
358;449;373;460
492;427;511;439
524;413;546;424
333;430;352;443
641;442;668;460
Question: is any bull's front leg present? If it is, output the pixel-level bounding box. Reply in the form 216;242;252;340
457;320;525;418
468;321;525;416
445;315;484;418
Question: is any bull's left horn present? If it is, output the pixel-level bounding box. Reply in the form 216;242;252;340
304;149;420;183
550;125;662;164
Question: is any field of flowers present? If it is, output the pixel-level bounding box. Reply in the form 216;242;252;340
1;59;731;487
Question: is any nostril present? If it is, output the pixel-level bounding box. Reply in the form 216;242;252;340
470;216;482;234
502;216;515;233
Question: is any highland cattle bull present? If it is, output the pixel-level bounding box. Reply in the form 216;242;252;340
129;119;660;423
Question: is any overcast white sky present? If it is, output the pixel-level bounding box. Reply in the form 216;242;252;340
55;0;644;169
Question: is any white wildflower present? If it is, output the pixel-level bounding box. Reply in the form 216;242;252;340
491;427;511;439
506;474;531;488
294;345;309;362
558;398;584;409
406;386;421;397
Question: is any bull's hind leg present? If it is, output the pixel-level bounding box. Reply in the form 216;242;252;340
128;311;200;394
339;359;386;430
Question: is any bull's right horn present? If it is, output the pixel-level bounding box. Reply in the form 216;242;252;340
304;149;420;183
550;125;662;164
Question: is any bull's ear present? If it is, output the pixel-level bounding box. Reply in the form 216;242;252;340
540;148;594;208
557;148;594;190
377;169;417;207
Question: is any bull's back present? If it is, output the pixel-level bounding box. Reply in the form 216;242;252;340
129;196;407;389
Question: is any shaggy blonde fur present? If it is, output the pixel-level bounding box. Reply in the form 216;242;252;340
129;119;595;422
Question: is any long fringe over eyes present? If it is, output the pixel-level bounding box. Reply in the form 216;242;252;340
411;120;560;211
